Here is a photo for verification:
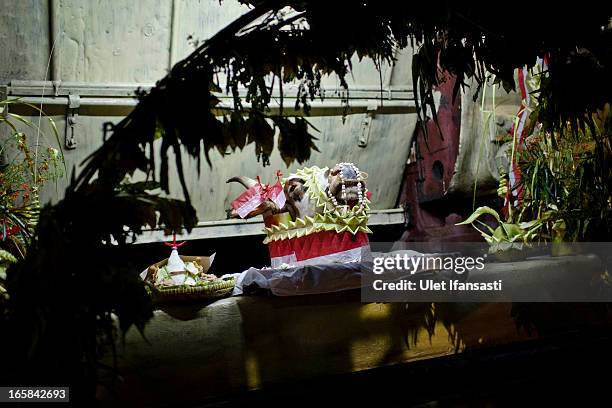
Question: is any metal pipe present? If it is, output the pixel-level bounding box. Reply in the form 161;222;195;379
129;209;404;243
13;96;416;117
10;79;412;94
8;80;413;98
48;0;61;82
168;0;179;69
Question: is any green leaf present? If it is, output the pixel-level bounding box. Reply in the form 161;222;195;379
492;226;508;241
501;222;525;240
455;206;501;225
7;112;37;129
0;249;18;264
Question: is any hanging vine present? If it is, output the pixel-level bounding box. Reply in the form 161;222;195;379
2;0;610;400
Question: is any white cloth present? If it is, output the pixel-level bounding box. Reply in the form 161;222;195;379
270;246;365;268
226;249;429;297
227;262;363;297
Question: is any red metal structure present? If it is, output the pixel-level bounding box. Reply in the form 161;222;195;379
399;75;482;242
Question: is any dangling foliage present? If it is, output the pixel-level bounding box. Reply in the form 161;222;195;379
2;0;610;401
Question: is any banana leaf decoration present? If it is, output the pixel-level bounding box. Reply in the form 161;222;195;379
456;206;553;251
264;166;371;243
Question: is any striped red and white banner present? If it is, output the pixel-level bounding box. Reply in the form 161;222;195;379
505;57;548;212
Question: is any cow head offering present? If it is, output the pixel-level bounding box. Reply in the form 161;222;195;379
226;176;283;219
325;162;368;211
282;176;314;221
227;162;368;221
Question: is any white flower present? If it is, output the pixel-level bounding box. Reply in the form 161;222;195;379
48;147;59;160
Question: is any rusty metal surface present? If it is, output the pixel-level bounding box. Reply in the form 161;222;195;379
399;72;522;242
399;74;478;241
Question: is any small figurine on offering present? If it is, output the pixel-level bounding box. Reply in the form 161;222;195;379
227;163;372;267
145;234;219;288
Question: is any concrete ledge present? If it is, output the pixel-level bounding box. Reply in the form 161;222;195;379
104;293;529;406
101;254;606;406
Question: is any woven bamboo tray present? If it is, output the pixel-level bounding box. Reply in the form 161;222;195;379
144;255;235;303
144;278;236;302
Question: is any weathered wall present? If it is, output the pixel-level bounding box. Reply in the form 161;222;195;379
0;0;417;221
1;1;522;227
0;0;51;82
58;0;173;82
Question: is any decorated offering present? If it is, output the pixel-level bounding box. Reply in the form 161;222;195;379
143;235;235;302
147;256;215;287
228;162;372;267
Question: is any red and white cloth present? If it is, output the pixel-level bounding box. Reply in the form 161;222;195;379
268;230;370;268
230;172;286;219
